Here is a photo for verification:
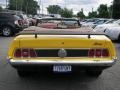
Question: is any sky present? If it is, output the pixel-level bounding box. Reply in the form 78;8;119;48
0;0;113;15
36;0;113;15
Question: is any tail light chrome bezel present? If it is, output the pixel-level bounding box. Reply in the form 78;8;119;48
88;48;109;58
14;48;37;58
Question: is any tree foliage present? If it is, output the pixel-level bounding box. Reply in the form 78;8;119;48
112;0;120;19
77;9;85;19
97;4;109;18
8;0;39;15
88;11;98;18
0;6;2;12
47;5;73;18
60;8;73;18
87;4;113;18
47;5;61;14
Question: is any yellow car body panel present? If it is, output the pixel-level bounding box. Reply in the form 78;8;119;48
8;35;116;61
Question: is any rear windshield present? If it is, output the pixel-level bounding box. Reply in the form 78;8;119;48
14;15;21;20
38;19;80;29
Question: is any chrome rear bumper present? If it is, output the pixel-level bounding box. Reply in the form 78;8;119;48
9;58;117;67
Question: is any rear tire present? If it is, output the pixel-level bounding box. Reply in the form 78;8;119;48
86;70;102;77
2;26;13;37
118;34;120;41
17;70;29;77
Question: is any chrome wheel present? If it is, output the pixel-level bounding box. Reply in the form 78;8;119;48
2;27;12;36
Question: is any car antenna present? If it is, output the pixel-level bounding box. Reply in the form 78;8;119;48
88;34;90;38
35;34;37;38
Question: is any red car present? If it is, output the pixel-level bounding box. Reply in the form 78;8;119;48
38;23;58;29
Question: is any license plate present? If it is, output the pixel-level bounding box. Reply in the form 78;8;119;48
53;65;72;72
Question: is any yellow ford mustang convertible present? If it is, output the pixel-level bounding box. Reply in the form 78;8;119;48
8;19;117;77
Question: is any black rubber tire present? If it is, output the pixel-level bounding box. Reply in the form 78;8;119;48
17;70;29;77
2;26;13;37
118;34;120;41
86;70;102;77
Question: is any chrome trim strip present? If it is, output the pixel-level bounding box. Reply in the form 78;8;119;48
9;58;117;66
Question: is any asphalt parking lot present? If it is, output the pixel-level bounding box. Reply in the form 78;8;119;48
0;36;120;90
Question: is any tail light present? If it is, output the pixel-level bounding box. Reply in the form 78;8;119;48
22;49;29;57
88;49;109;57
95;49;102;57
14;49;21;58
30;49;37;57
102;49;109;57
14;48;37;58
88;49;95;57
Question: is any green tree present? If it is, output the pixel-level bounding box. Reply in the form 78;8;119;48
77;8;85;19
8;0;39;15
88;11;98;18
73;14;77;17
47;5;61;14
112;0;120;19
0;6;2;12
97;4;109;18
60;8;73;18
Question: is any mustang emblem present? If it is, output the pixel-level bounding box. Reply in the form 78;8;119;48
58;49;67;58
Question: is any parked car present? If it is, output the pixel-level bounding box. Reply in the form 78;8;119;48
104;19;116;24
37;18;81;29
17;14;29;28
103;27;120;40
80;18;100;25
82;19;108;28
0;12;23;36
94;19;120;33
8;26;117;77
28;18;37;26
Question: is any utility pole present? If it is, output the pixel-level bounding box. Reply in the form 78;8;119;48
65;0;66;8
26;1;28;15
92;7;93;12
16;0;18;11
56;0;58;4
111;1;113;18
6;0;7;9
42;3;43;14
21;0;23;11
39;0;41;14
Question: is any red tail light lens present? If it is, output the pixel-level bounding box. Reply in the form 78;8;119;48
95;49;101;57
30;49;37;57
102;49;109;57
22;49;29;57
88;49;109;57
88;49;95;57
14;48;37;58
14;49;21;58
